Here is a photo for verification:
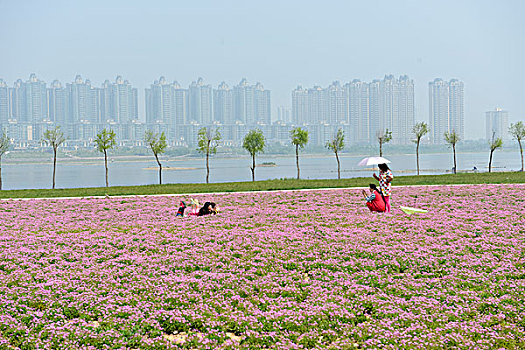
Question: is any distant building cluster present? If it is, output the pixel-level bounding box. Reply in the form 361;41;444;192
0;75;276;148
292;75;415;144
0;74;139;147
145;77;273;126
0;73;477;149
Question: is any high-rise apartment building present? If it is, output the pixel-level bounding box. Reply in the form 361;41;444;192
188;78;213;124
368;80;381;144
100;80;113;122
25;74;48;123
486;108;509;141
172;82;187;126
47;80;67;124
346;80;370;143
110;76;138;123
392;75;415;145
232;79;271;125
213;82;233;124
233;78;254;124
9;79;25;122
0;79;8;124
449;79;464;139
254;82;271;125
146;77;173;124
326;81;346;125
429;78;464;144
68;75;93;123
292;86;308;125
308;86;327;125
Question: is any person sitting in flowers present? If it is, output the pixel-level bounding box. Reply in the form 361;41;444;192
361;184;386;213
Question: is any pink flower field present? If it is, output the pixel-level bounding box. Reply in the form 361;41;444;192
1;184;524;349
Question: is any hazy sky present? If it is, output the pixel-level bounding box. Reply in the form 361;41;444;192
1;0;523;139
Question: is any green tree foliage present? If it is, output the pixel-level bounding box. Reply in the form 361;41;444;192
377;129;392;157
509;121;525;172
94;129;117;187
325;128;345;179
242;129;265;182
144;130;168;185
444;130;460;174
197;127;221;184
412;122;429;175
488;132;503;173
43;126;66;189
0;130;10;190
290;127;309;179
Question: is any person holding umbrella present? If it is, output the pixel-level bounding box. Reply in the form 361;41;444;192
373;163;393;213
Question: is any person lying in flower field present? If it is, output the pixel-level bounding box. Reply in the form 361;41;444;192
177;199;218;217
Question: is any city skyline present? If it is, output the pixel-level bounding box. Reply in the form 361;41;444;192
1;72;518;146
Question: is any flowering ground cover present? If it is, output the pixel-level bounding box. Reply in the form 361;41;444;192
0;184;524;349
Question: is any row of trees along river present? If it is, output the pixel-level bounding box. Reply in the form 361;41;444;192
0;121;524;190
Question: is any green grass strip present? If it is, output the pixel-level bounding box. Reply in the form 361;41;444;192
1;172;524;199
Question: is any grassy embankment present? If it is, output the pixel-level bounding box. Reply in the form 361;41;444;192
0;171;524;199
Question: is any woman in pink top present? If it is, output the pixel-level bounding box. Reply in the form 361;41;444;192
373;163;393;213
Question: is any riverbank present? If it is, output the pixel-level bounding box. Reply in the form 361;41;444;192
1;171;524;199
3;140;523;164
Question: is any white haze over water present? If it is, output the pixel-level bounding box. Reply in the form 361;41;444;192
0;0;523;140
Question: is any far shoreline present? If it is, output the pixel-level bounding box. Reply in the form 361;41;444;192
2;148;521;165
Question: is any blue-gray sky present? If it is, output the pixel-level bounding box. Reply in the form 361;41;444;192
1;0;523;139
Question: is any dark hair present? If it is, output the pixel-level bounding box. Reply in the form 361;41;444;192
369;183;386;205
378;163;390;172
198;202;217;216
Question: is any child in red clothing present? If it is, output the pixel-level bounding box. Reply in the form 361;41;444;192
361;184;386;213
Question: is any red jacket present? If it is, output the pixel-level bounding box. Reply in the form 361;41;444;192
367;190;386;212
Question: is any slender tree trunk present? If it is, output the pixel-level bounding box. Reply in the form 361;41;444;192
489;150;494;173
452;145;457;174
155;153;162;185
251;154;255;182
0;156;2;190
206;151;210;184
335;151;340;179
52;147;57;189
519;140;524;172
379;140;383;157
416;141;420;176
104;150;109;187
296;145;300;180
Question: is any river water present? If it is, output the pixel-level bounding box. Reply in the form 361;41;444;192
1;150;522;190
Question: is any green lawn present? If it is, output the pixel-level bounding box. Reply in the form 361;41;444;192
1;171;524;199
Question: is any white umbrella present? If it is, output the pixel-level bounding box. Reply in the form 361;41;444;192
357;156;391;167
